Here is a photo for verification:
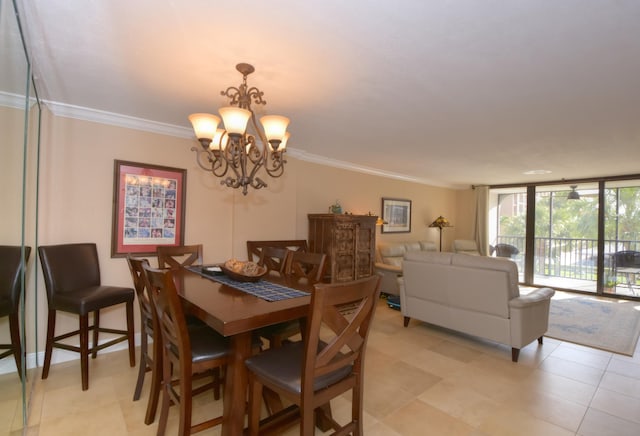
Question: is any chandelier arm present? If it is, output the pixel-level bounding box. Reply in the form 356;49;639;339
245;87;266;106
263;152;286;178
250;177;268;190
221;86;241;106
191;146;229;177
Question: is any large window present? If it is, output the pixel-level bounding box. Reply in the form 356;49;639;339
490;177;640;298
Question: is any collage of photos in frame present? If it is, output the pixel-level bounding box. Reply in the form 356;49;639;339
123;174;177;241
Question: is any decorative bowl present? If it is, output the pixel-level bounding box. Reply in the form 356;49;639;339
220;265;268;282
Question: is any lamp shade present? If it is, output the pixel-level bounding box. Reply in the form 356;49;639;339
188;113;220;141
219;106;251;135
270;131;290;151
209;129;229;151
260;115;290;142
429;216;452;229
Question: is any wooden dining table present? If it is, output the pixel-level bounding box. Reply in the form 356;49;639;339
172;267;313;436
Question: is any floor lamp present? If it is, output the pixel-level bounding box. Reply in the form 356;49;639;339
429;216;453;252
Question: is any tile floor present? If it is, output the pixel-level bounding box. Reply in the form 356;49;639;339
6;297;640;435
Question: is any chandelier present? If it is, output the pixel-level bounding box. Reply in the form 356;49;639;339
188;63;290;195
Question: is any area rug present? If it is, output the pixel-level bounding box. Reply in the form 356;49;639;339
546;296;640;356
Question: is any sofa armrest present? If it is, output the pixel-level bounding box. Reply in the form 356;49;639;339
374;262;402;274
509;288;555;309
374;262;403;296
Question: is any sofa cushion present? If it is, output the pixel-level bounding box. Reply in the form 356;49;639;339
451;254;519;300
404;251;453;265
404;242;421;252
419;241;437;251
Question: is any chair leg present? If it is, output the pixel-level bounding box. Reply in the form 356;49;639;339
301;400;315;436
133;330;148;401
80;314;90;391
213;367;221;400
179;372;192;436
127;301;136;366
145;333;162;425
156;352;171;436
9;313;23;380
247;378;263;436
92;310;99;359
42;310;56;380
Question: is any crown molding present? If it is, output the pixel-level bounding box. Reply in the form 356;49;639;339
288;149;452;188
44;100;193;138
0;91;36;109
42;99;456;188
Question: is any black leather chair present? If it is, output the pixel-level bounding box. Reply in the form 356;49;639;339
0;245;31;380
494;243;520;258
38;243;135;390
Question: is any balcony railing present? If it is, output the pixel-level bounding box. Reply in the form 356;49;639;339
495;236;640;283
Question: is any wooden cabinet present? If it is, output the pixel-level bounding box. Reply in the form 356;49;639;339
308;214;377;283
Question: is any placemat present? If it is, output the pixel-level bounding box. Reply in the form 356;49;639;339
186;266;309;302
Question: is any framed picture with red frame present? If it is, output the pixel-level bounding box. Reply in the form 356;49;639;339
111;160;186;257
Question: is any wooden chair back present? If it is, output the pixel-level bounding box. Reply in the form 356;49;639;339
258;246;290;275
246;240;308;262
283;250;327;284
143;264;227;434
156;244;203;269
126;256;153;333
246;274;381;435
126;255;160;418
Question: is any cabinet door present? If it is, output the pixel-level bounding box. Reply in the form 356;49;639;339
333;222;356;282
355;221;375;279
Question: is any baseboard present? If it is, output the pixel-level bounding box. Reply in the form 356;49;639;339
0;333;144;375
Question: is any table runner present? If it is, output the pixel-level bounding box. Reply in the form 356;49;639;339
186;266;309;302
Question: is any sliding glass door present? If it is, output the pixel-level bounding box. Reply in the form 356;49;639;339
603;181;640;296
489;177;640;299
532;184;599;293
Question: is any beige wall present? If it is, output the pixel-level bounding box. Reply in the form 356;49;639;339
34;108;473;355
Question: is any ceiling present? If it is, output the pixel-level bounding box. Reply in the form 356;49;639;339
17;0;640;189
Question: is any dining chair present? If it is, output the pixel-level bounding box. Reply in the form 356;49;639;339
157;244;203;269
0;245;31;380
259;251;328;349
258;246;289;275
245;275;382;436
143;264;230;436
38;243;135;390
246;240;308;263
284;250;327;284
126;256;162;424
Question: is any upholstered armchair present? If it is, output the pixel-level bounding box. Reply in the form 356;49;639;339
452;239;481;256
374;241;436;296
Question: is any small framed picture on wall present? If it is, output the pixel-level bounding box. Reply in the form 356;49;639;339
381;198;411;233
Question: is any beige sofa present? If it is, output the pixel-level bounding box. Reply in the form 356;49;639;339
452;239;481;255
399;251;555;362
374;241;436;296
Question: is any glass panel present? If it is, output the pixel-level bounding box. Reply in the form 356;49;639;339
489;188;526;281
0;0;30;429
604;180;640;296
533;184;599;292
